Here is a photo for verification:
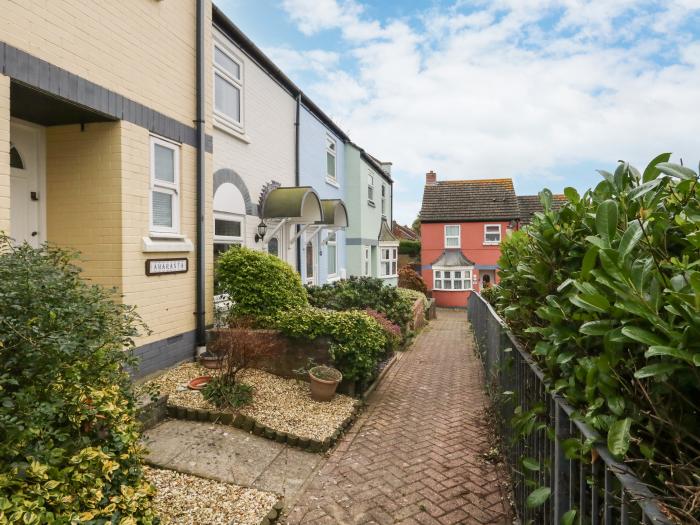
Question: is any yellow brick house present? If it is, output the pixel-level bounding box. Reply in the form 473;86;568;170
0;0;215;377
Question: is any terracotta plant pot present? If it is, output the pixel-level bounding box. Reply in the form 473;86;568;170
198;351;223;369
308;366;342;402
188;376;212;390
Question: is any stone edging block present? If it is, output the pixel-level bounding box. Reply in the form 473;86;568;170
164;402;361;453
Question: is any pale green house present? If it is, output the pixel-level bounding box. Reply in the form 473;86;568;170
344;142;399;286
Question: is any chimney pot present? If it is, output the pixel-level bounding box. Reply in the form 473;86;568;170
426;170;437;184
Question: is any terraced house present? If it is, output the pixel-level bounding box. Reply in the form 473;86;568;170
1;1;393;377
0;0;215;377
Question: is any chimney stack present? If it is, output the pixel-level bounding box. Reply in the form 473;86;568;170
426;170;437;185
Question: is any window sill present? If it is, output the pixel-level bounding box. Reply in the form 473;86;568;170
368;200;376;207
379;274;398;279
325;177;340;188
482;241;501;246
432;288;473;292
142;236;194;253
214;117;250;144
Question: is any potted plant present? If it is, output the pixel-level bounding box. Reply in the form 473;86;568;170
198;350;223;369
308;365;342;402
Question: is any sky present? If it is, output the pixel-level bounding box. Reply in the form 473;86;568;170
217;0;700;225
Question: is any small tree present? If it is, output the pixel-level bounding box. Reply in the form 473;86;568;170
398;266;428;294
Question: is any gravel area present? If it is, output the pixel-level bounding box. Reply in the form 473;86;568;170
145;466;277;525
145;363;359;441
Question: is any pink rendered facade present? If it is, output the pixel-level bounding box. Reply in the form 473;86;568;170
421;221;511;308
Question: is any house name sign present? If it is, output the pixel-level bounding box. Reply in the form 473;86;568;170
145;258;188;276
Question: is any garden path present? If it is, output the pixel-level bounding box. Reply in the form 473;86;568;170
285;309;511;525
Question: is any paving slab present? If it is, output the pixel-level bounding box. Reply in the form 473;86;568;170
143;419;323;501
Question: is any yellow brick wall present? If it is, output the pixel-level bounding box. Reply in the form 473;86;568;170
1;0;208;126
0;76;9;232
46;122;123;291
119;122;213;346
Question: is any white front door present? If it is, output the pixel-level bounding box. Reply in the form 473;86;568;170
10;120;45;247
305;235;317;286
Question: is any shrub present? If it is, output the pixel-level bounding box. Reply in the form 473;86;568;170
396;287;429;312
0;238;158;524
306;277;412;333
202;378;252;409
491;156;700;522
398;239;421;257
365;308;402;351
398;266;428;294
274;307;387;381
216;246;308;320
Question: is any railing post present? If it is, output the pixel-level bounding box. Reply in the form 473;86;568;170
553;398;571;522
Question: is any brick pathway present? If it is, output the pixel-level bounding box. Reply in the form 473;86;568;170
285;309;511;525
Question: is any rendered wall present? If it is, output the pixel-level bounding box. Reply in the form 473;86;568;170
298;105;346;284
211;28;297;268
0;76;9;232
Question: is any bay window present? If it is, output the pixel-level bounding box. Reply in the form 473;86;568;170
380;244;398;277
433;268;473;291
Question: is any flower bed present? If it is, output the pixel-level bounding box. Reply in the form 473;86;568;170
145;467;280;525
145;363;360;450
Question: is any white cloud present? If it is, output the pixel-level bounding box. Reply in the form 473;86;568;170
279;0;700;224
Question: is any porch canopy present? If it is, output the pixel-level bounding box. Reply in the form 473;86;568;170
431;249;475;267
261;186;323;224
317;199;349;229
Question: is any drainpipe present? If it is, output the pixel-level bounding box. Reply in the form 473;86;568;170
295;93;302;273
195;0;206;352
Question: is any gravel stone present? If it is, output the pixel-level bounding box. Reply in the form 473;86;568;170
145;466;277;525
146;364;359;441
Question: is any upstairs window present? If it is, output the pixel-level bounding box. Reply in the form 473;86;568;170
484;224;501;244
380;245;398;277
326;136;337;181
214;42;243;130
444;225;460;248
381;185;386;216
327;231;337;276
368;174;375;204
150;136;180;235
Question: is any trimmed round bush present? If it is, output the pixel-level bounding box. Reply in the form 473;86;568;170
0;237;158;524
398;266;428;294
216;246;308;319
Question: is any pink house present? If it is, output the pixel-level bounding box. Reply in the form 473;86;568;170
419;171;521;308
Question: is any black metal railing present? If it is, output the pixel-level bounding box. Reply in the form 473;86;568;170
467;292;672;525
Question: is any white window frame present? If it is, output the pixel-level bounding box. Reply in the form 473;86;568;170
368;173;375;204
213;211;244;249
379;243;399;278
363;246;371;276
433;267;473;291
326;231;337;278
213;37;244;133
326;135;337;182
381;184;386;216
484;224;502;245
444;224;460;248
150;135;180;236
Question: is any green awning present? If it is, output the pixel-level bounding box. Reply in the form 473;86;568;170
261;186;323;224
317;199;349;228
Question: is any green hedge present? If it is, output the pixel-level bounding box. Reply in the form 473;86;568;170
306;277;413;334
490;155;699;522
0;238;157;524
398;240;421;257
274;307;387;381
216;246;308;320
